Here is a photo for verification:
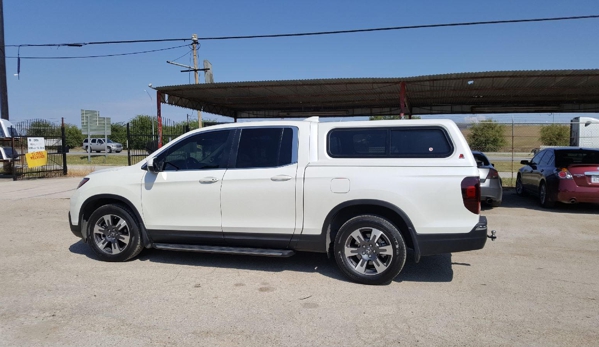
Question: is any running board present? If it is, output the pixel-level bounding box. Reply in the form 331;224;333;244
153;243;295;257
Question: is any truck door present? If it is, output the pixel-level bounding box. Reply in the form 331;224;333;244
220;127;298;248
141;129;233;242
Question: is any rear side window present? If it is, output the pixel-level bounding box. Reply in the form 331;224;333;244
328;127;453;158
235;127;295;168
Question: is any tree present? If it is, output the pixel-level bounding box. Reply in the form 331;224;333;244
540;124;569;146
110;123;127;145
467;120;507;152
64;124;83;148
369;115;421;120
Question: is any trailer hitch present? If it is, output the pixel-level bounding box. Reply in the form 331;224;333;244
487;230;497;241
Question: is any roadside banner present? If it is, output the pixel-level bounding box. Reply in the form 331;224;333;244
25;151;48;168
26;137;48;168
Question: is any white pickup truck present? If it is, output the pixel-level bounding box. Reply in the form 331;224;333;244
69;118;493;284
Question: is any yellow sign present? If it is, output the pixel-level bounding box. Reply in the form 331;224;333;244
25;150;48;168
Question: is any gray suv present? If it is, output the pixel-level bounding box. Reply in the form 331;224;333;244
83;138;123;153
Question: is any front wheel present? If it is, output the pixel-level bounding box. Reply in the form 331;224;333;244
107;147;112;153
334;215;406;285
87;204;143;262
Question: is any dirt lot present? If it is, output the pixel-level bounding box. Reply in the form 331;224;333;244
0;177;597;347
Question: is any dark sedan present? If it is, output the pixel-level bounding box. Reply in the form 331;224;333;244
516;147;599;207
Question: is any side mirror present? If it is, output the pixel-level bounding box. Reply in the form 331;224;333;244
146;157;161;173
520;160;530;165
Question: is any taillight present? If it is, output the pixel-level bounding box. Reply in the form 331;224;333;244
77;178;90;189
486;168;499;180
557;168;573;179
461;176;480;214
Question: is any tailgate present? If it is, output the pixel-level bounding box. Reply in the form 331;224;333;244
568;164;599;187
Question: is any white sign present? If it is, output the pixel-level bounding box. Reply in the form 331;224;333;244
27;137;46;153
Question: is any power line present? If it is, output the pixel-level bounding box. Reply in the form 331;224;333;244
6;38;189;48
6;44;189;60
195;14;599;41
5;14;598;47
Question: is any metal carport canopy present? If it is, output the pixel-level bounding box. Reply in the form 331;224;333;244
155;69;599;119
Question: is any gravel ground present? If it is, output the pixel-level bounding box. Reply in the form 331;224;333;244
0;177;598;347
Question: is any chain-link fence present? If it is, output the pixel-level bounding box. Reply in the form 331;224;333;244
0;119;67;180
459;119;599;186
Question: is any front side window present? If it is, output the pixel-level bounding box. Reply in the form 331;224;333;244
328;127;453;158
235;127;295;168
157;130;231;171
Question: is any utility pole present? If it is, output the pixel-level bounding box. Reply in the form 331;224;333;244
192;34;202;128
167;34;212;129
0;0;9;120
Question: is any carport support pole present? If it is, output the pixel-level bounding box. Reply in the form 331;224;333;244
400;82;407;119
157;90;163;148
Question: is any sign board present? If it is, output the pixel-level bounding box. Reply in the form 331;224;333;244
27;137;46;153
81;110;111;136
26;137;48;168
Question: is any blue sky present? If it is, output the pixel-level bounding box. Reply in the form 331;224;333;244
4;0;599;126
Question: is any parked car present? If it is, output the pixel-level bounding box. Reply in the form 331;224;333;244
516;147;599;207
69;118;494;285
472;151;502;207
83;138;123;153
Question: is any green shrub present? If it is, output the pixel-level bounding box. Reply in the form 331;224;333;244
539;124;569;146
467;120;507;152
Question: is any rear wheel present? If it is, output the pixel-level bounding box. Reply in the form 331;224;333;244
539;182;555;208
334;215;406;285
87;204;143;262
515;175;525;196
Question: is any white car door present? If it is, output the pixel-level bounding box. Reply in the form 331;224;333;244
141;129;233;242
220;127;298;247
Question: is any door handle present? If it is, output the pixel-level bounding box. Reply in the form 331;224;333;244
271;175;292;182
199;177;219;184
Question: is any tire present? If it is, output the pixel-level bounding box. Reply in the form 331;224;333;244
334;215;406;285
107;147;112;153
87;204;143;262
86;146;91;153
539;182;555;208
515;175;526;196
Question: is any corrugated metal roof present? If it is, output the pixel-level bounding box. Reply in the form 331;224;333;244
155;69;599;118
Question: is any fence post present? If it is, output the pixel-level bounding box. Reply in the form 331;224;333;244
61;118;67;176
11;127;16;181
511;118;514;184
126;123;131;166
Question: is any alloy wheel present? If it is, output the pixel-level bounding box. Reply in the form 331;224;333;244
93;214;131;255
343;227;393;275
